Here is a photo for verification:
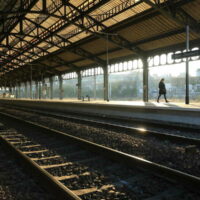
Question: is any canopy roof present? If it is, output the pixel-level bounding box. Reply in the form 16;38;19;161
0;0;200;85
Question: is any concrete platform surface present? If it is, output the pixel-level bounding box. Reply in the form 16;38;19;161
4;98;200;109
0;99;200;128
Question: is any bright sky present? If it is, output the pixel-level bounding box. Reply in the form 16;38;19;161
114;58;200;78
149;47;200;77
150;60;200;77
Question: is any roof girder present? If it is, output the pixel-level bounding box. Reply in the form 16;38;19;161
13;16;106;66
0;0;40;43
67;1;145;56
143;0;200;34
4;28;84;71
1;0;110;73
1;0;200;86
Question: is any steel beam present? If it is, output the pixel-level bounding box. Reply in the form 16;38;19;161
103;66;109;101
0;0;39;43
142;57;148;102
1;0;109;73
67;1;144;56
59;75;63;100
77;71;82;100
143;0;200;34
49;77;53;99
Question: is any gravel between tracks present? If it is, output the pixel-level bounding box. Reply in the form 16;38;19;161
2;108;200;177
0;132;55;200
0;124;174;199
78;115;200;139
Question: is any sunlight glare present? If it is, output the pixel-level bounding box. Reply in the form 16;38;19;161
137;127;147;133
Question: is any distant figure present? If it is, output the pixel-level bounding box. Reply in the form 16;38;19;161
157;78;169;103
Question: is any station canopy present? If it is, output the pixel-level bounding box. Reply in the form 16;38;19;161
0;0;200;86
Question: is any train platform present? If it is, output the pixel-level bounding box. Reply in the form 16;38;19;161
47;99;200;109
5;98;200;108
0;98;200;128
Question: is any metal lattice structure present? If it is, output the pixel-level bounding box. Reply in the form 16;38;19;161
0;0;200;86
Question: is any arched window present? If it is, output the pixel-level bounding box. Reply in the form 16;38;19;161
160;54;167;65
138;59;143;68
148;57;153;67
154;55;160;66
123;61;128;71
128;60;133;70
167;52;174;64
133;59;138;69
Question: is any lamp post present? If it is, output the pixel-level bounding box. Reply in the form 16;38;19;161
27;63;38;99
172;25;194;104
97;32;118;101
185;25;190;104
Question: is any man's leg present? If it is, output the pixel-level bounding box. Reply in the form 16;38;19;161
164;94;169;102
157;94;161;102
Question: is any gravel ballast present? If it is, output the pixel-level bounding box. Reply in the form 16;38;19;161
0;136;55;200
2;108;200;177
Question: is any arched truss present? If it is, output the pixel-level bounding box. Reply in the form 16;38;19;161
0;0;200;86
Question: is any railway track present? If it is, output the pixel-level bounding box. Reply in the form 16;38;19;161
0;111;200;200
0;126;54;200
1;106;200;177
2;105;200;146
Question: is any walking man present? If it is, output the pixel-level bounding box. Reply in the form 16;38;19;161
157;78;169;103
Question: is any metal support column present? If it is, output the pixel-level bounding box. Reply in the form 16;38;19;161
18;83;21;98
49;77;53;99
93;72;96;100
142;57;148;102
25;82;28;98
103;66;109;101
30;81;32;99
185;25;190;104
9;85;12;97
15;85;17;98
4;81;6;96
59;75;63;100
35;81;39;99
3;86;6;97
42;78;45;99
38;82;41;99
77;71;82;100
